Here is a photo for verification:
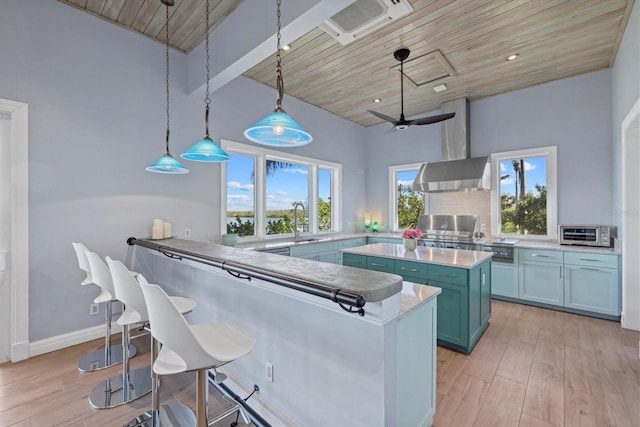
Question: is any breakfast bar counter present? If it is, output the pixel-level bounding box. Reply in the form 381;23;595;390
128;237;439;426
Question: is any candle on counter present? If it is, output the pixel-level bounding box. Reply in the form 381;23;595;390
153;218;163;227
163;222;172;238
152;225;163;239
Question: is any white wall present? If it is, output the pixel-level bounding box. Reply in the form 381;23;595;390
365;70;614;230
0;0;365;342
612;1;639;234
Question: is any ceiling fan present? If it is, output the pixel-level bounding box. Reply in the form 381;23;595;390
368;48;455;132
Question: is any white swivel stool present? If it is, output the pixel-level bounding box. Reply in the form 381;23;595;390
106;262;198;426
140;281;256;427
72;242;136;372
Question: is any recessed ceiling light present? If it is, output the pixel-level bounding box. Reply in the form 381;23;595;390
282;45;291;51
506;53;519;61
433;84;447;93
373;98;382;103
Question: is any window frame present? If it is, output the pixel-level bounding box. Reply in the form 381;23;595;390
221;140;342;240
490;146;558;240
388;163;426;232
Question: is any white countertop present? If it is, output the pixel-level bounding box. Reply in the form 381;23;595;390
399;281;441;319
341;243;493;269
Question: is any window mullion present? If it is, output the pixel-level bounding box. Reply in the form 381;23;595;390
255;154;266;239
309;165;318;233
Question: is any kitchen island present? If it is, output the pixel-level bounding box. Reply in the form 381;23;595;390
127;237;440;427
342;243;492;354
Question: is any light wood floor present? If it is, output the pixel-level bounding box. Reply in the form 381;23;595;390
0;332;252;427
434;300;640;427
1;300;638;427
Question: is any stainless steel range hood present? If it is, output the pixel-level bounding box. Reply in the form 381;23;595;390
413;98;491;192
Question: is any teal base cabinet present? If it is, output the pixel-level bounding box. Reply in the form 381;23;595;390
343;252;491;354
430;261;491;353
563;252;620;316
518;249;564;307
491;262;519;298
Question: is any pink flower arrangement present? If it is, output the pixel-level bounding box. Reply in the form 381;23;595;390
402;228;423;239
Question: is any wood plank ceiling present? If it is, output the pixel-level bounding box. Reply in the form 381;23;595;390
59;0;635;128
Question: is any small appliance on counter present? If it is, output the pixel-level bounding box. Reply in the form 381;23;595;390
558;225;614;247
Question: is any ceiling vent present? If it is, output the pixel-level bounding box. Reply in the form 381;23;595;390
319;0;413;45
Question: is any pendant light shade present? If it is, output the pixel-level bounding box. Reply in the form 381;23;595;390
181;0;230;162
147;0;189;174
244;0;312;147
146;152;190;174
244;109;312;147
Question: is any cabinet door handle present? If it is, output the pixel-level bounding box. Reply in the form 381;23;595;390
580;267;601;271
371;263;387;267
579;258;601;262
345;259;359;264
531;254;550;258
400;267;418;272
560;267;562;279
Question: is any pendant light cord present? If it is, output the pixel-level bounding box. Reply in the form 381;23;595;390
275;0;284;111
204;0;211;137
165;1;171;154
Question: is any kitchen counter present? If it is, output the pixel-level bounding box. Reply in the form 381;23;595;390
399;281;441;319
342;243;493;269
137;237;402;302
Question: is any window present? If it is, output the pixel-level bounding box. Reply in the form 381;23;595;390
491;146;557;239
221;140;341;239
389;163;425;231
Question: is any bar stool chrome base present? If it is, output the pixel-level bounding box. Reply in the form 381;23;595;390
88;366;152;409
77;344;137;372
122;403;197;427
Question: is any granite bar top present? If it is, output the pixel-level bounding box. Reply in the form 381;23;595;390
399;282;441;320
342;243;493;269
138;237;403;302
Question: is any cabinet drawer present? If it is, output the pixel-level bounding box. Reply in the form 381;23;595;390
367;256;395;273
563;251;618;268
337;238;366;249
519;248;563;263
428;265;467;287
395;260;428;280
342;253;366;269
290;241;337;258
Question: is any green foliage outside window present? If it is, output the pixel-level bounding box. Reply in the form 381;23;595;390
397;184;424;229
501;184;547;234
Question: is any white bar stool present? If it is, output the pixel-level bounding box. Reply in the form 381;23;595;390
86;252;148;409
106;263;198;427
72;242;136;372
140;281;256;427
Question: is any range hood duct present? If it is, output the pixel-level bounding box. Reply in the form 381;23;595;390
412;98;491;193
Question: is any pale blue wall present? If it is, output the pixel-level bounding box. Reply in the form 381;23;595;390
0;0;365;341
612;1;639;232
365;69;614;228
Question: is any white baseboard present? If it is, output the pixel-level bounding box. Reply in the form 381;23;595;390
11;340;29;362
29;322;123;358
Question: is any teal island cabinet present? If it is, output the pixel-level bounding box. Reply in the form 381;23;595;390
342;243;492;354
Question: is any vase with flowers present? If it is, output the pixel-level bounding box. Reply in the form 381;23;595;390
402;228;422;251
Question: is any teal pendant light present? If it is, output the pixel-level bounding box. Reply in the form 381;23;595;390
181;0;230;162
244;0;312;147
147;0;188;174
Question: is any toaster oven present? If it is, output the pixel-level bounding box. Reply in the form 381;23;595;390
558;225;612;247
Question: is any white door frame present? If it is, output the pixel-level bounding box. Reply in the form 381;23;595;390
622;97;640;332
0;98;29;361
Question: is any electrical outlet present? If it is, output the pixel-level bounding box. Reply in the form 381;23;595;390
90;304;99;315
481;223;487;231
184;228;191;238
265;362;273;382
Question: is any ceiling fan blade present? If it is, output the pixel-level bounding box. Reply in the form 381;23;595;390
384;125;397;134
409;112;456;126
368;110;398;124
